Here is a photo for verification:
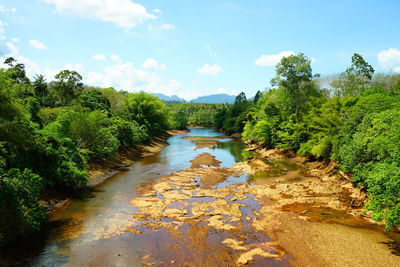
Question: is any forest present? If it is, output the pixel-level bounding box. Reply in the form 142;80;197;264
0;57;184;246
1;52;400;247
175;53;400;231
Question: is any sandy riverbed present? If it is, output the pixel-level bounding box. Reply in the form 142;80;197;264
129;147;400;266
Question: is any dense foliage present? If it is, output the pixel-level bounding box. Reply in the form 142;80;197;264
175;53;400;230
0;57;179;246
171;103;227;127
238;53;400;230
2;49;400;245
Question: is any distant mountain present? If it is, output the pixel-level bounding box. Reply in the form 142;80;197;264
191;94;236;104
153;93;185;102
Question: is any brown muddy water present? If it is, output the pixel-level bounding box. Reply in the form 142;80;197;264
5;128;400;266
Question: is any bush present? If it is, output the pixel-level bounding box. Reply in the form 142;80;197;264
110;117;150;147
340;109;400;229
0;168;47;245
0;117;87;190
53;108;119;160
169;110;188;130
40;123;88;189
125;92;170;135
38;107;63;126
76;89;111;112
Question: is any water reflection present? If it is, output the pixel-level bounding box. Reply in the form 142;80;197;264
16;128;265;266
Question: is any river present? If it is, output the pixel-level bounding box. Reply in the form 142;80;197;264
7;128;400;266
9;128;283;266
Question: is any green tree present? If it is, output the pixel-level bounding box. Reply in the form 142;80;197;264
4;57;30;84
54;70;83;105
125;92;170;135
271;53;319;117
52;108;119;160
339;109;400;229
253;90;262;104
0;168;47;245
33;74;48;99
77;89;111;112
332;53;375;96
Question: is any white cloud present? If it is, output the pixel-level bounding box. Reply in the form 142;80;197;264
5;42;19;56
142;58;166;70
64;63;85;73
153;9;161;14
161;24;175;30
86;61;186;97
11;38;20;42
1;42;55;80
0;5;16;13
111;54;123;63
198;64;223;75
92;54;106;61
42;0;156;28
1;42;85;81
378;48;400;73
29;39;48;50
1;42;193;100
255;51;295;66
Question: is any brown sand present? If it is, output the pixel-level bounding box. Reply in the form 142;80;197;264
190;152;221;168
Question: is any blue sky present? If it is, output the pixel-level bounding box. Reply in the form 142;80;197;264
1;0;400;100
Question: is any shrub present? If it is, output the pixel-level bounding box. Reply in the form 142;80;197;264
0;168;47;245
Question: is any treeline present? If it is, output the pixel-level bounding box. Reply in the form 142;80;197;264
0;57;182;246
171;103;227;127
210;53;400;230
171;95;258;132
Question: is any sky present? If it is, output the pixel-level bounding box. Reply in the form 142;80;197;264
0;0;400;100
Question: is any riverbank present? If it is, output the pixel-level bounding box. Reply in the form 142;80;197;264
245;146;400;266
87;129;188;187
128;138;400;266
8;128;399;266
40;129;188;214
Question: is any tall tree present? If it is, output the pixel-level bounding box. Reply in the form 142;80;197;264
54;70;83;105
253;90;262;104
33;74;48;99
4;57;29;84
271;53;319;117
332;53;375;96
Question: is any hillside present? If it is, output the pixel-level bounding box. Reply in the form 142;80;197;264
190;94;236;104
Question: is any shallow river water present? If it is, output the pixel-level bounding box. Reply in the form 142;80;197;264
13;128;291;267
7;127;400;266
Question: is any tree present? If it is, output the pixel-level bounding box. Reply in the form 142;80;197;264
253;90;262;104
0;168;47;245
54;70;83;105
125;92;170;135
33;74;48;99
232;92;247;117
332;53;375;96
271;53;319;117
77;89;111;112
4;57;29;84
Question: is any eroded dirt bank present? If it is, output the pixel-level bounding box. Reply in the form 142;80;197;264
129;144;400;266
88;130;188;187
245;147;400;266
41;130;188;214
